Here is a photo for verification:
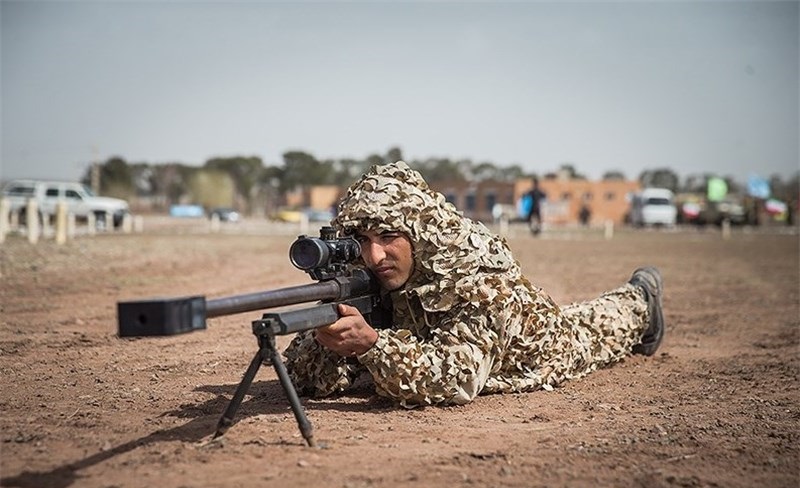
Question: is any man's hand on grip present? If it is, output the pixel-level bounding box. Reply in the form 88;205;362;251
315;303;379;356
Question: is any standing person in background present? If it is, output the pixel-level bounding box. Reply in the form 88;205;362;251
526;177;548;235
579;202;592;227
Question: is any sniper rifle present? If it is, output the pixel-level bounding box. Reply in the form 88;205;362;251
116;226;391;447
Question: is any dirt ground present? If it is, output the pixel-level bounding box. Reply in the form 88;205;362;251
0;219;798;488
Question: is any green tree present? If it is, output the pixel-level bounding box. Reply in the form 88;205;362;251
256;165;286;214
640;168;679;192
98;156;135;199
365;153;385;168
682;173;713;194
188;169;235;209
723;176;741;195
602;170;627;181
205;156;264;212
386;146;404;164
413;158;465;183
152;163;196;206
504;164;527;180
542;164;581;180
281;151;334;191
558;163;586;180
768;173;800;202
332;158;364;186
472;161;499;181
128;163;155;196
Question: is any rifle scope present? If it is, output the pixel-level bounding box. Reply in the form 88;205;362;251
289;226;361;280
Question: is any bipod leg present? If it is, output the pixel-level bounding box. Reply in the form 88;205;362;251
214;348;264;438
265;334;317;448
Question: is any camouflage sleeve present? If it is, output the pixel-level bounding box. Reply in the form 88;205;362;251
356;305;499;408
283;330;362;397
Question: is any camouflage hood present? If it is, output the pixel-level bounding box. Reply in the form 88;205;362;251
333;161;524;313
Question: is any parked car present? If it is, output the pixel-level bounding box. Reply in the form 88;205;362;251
629;188;677;227
677;194;749;226
169;204;205;218
304;208;334;223
273;208;304;223
209;207;240;222
272;208;334;224
2;179;130;228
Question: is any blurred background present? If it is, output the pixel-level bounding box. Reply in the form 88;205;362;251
1;1;797;229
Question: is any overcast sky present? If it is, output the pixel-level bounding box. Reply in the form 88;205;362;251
1;0;798;184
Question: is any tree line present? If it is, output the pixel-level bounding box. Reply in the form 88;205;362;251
82;146;798;215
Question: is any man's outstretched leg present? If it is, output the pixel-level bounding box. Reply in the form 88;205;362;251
628;267;665;356
554;267;666;381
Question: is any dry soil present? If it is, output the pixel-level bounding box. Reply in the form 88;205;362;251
1;220;798;488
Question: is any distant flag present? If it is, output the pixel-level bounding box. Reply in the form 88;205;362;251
747;175;771;199
682;202;701;219
707;177;728;202
765;199;787;215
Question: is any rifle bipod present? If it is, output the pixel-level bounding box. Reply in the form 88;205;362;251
213;319;316;447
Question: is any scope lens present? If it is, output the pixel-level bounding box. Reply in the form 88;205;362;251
289;238;329;270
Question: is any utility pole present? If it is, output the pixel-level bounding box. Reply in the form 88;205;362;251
91;146;100;194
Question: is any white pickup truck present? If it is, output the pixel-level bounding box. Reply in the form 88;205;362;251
2;179;130;228
629;188;678;227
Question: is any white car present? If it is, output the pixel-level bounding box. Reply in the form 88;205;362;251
630;188;677;227
2;179;130;228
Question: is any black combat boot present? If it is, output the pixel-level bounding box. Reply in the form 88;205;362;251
629;267;665;356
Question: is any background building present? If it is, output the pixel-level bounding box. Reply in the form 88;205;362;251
285;177;641;227
430;180;517;223
516;178;641;226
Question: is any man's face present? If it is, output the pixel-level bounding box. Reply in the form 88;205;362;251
355;229;414;291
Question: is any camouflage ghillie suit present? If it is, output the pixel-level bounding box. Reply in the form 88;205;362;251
284;161;650;408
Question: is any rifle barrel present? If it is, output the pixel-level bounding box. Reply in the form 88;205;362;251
117;269;377;337
205;280;343;318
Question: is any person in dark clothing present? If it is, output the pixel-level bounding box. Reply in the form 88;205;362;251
579;203;592;227
526;178;547;235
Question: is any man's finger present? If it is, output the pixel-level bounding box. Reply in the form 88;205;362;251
337;303;360;317
315;325;339;341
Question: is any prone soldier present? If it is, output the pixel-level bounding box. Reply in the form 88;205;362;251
284;161;665;407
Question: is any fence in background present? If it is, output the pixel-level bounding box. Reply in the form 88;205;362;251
0;197;143;245
4;198;788;246
0;197;318;244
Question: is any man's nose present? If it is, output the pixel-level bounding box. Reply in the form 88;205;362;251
362;242;386;265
